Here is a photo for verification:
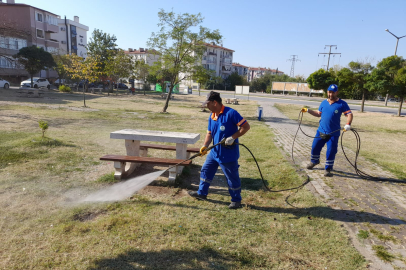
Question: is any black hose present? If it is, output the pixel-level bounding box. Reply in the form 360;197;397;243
238;143;310;193
295;111;403;183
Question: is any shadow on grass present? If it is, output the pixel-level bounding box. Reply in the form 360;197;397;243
333;169;406;183
88;247;253;270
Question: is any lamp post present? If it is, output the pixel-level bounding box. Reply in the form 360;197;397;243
385;29;406;55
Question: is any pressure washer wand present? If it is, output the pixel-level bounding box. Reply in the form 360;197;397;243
165;138;226;172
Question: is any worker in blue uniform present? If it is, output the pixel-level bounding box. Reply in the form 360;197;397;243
301;84;353;177
189;91;250;209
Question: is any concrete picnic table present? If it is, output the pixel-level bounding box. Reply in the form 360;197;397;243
110;129;200;182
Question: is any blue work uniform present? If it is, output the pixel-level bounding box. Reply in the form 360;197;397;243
311;99;352;170
197;105;247;202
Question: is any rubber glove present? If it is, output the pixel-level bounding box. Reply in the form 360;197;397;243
344;124;351;131
301;107;308;113
200;146;208;156
225;137;235;146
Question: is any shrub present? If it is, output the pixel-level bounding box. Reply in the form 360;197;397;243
59;85;71;92
38;120;49;138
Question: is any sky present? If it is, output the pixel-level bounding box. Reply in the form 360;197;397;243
19;0;406;78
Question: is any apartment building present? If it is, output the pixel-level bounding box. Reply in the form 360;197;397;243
247;67;284;82
232;63;248;77
50;16;89;58
202;42;234;79
0;0;89;82
124;48;160;66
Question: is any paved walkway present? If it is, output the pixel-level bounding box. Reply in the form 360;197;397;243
258;100;406;270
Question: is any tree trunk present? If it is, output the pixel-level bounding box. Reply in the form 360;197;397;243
385;93;389;106
83;87;86;107
361;89;365;113
398;96;404;117
30;75;33;88
162;86;173;113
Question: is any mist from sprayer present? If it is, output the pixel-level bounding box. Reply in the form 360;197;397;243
79;170;166;203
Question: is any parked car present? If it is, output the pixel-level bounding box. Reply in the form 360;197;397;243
115;83;128;89
0;78;10;89
388;98;398;102
20;77;50;89
54;78;66;87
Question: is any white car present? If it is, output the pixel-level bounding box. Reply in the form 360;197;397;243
0;78;10;89
20;77;50;89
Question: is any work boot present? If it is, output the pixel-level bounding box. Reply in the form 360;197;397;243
188;191;207;200
228;201;242;209
324;169;333;177
306;162;319;169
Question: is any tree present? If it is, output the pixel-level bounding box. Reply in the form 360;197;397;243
14;46;56;87
147;9;222;112
133;60;151;95
87;29;118;90
52;53;70;85
306;68;337;94
105;49;133;94
337;61;374;112
394;67;406;116
192;66;214;96
63;54;101;107
225;72;244;91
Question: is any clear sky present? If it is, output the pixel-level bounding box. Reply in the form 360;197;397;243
20;0;406;77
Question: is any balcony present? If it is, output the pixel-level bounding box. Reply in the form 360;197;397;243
44;23;58;33
45;39;59;48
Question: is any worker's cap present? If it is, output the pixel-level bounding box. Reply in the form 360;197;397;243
327;84;338;92
203;91;222;105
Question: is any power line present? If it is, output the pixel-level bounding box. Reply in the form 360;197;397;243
318;45;341;70
287;55;300;77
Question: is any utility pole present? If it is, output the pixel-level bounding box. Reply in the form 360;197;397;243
319;45;341;70
287;55;300;77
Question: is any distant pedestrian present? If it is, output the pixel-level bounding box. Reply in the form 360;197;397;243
301;84;353;177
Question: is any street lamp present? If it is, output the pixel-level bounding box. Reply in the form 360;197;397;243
385;29;406;55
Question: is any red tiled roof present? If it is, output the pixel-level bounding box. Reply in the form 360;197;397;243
204;43;234;52
232;63;248;68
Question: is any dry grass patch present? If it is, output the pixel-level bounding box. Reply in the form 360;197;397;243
0;90;366;269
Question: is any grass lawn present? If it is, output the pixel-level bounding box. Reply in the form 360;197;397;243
274;103;406;180
0;89;366;269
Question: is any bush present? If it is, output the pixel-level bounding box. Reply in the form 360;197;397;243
59;85;71;92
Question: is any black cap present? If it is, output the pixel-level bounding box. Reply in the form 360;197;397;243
203;91;222;105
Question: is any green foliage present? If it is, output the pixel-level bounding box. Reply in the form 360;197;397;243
372;245;395;262
357;230;369;239
306;68;337;92
97;172;116;183
59;85;71;92
147;9;222;112
38;120;48;138
192;66;214;88
87;29;117;64
225;72;245;91
14;46;56;87
105;49;133;93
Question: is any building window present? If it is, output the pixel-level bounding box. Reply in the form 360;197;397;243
36;29;44;39
36;12;43;22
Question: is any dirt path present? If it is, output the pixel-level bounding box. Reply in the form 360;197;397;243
258;100;406;270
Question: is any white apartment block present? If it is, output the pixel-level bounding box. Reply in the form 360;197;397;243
202;42;234;79
124;48;160;66
50;16;89;58
232;63;248;77
247;67;284;82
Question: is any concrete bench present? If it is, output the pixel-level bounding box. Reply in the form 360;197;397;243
100;154;192;180
139;143;199;159
161;93;174;99
232;98;239;105
225;98;231;104
89;88;103;94
17;89;44;98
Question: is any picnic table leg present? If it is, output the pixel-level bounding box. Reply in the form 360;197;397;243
168;143;187;184
117;139;140;179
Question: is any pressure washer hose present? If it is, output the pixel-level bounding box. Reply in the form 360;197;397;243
169;137;310;193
